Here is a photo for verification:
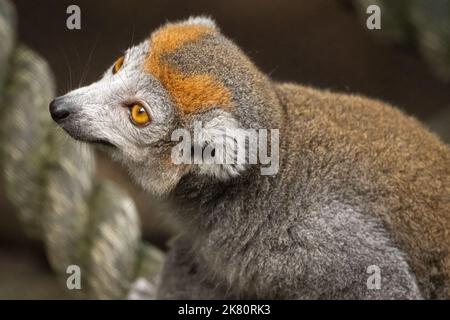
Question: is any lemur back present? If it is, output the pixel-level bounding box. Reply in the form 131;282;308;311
276;84;450;298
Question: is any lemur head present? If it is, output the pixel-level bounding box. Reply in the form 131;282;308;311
50;17;281;196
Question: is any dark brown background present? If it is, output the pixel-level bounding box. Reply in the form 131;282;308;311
1;0;449;298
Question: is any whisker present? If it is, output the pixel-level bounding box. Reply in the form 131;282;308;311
73;43;82;87
79;32;102;87
60;49;73;92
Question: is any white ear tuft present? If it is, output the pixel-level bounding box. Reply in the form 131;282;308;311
195;114;247;180
185;16;218;29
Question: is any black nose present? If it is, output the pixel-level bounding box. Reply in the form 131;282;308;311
49;98;71;122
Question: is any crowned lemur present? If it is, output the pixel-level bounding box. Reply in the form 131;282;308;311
49;17;450;299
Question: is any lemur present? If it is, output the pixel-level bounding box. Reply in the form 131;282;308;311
50;17;450;299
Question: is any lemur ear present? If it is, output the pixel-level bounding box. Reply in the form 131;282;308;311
193;112;248;180
185;16;219;30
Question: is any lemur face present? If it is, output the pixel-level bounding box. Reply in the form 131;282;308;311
50;40;174;154
49;17;258;195
49;38;183;194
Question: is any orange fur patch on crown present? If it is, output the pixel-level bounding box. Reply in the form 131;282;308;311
145;23;232;114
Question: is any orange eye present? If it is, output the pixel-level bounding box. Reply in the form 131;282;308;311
129;103;151;126
112;56;124;74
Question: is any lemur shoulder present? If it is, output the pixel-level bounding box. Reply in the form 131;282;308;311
50;17;450;299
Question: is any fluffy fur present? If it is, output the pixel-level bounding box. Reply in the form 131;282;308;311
50;17;450;299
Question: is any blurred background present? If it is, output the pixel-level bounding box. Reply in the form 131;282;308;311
0;0;449;299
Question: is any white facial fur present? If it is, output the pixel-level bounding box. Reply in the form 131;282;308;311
54;40;186;194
